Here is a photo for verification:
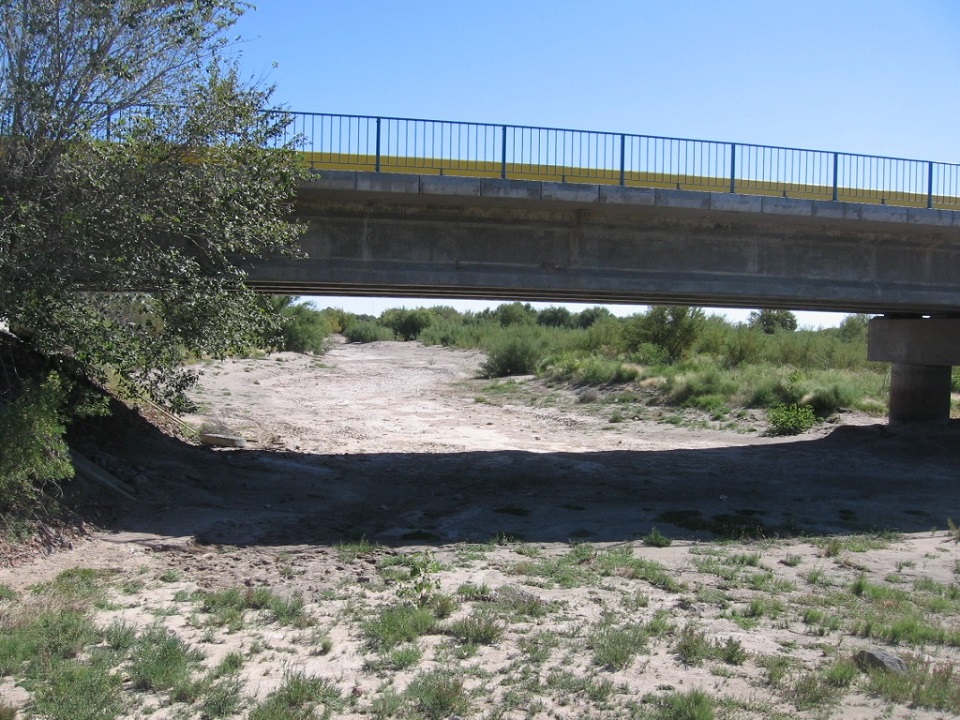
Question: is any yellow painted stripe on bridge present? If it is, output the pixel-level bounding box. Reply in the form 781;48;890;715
300;152;944;210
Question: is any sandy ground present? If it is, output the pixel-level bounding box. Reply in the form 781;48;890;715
2;339;960;719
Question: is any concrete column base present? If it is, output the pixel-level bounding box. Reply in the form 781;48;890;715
888;363;952;425
868;317;960;425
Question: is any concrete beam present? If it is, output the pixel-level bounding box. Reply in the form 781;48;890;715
867;318;960;366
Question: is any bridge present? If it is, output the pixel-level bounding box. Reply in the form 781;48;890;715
242;112;960;425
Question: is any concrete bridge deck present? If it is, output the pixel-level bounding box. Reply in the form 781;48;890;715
246;170;960;315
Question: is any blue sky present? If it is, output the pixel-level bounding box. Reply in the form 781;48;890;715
231;1;960;327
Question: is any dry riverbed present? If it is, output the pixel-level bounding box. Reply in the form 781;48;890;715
2;339;960;719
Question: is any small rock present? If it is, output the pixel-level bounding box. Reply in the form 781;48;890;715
854;649;908;674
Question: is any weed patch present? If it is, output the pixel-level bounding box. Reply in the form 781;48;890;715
363;604;437;650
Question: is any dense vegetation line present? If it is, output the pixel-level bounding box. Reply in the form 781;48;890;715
279;299;918;435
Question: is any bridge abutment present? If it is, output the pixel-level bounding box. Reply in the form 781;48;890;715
868;317;960;424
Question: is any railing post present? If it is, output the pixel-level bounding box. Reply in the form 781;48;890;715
832;152;839;201
729;143;736;193
927;161;934;209
619;134;626;186
501;125;507;179
375;117;381;172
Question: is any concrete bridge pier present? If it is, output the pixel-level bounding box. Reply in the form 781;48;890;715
868;317;960;424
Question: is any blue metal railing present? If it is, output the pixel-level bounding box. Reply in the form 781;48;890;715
278;110;960;210
6;104;958;210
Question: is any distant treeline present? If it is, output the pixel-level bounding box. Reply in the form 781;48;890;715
273;298;908;420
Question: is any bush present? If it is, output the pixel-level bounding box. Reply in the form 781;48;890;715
577;316;625;355
493;302;536;327
343;321;395;344
0;372;75;508
663;363;738;406
542;352;639;386
379;308;435;341
480;334;543;377
747;374;802;407
659;689;716;720
643;527;672;548
837;313;870;342
723;327;764;367
624;306;705;361
801;383;856;416
767;403;816;436
628;341;669;365
406;671;470;720
537;306;573;328
748;309;798;334
273;298;333;354
573;306;614;329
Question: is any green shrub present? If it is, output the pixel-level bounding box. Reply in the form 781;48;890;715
379;308;435;341
837;313;870;342
723;327;764;367
30;657;124;720
343;320;395;344
748;309;797;334
643;527;672;548
493;302;536;327
590;620;648;669
624;306;705;361
802;382;856;416
406;671;470;720
418;317;498;348
767;403;816;436
537;306;573;328
480;334;543;377
748;374;802;407
444;612;503;645
629;341;670;365
0;372;75;509
576;316;625;354
542;352;638;386
658;689;715;720
363;604;436;650
573;306;614;328
248;671;343;720
128;625;203;691
273;298;333;354
664;363;738;406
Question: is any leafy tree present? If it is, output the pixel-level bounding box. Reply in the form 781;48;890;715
572;306;614;329
271;297;334;354
493;302;536;327
0;372;74;507
748;309;798;334
624;306;706;361
537;306;572;328
379;308;434;341
836;313;870;342
0;1;305;410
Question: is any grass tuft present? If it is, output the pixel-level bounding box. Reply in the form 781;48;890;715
363;604;436;650
406;671;470;720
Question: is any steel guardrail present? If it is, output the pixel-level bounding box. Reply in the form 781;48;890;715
5;105;958;210
277;111;960;210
